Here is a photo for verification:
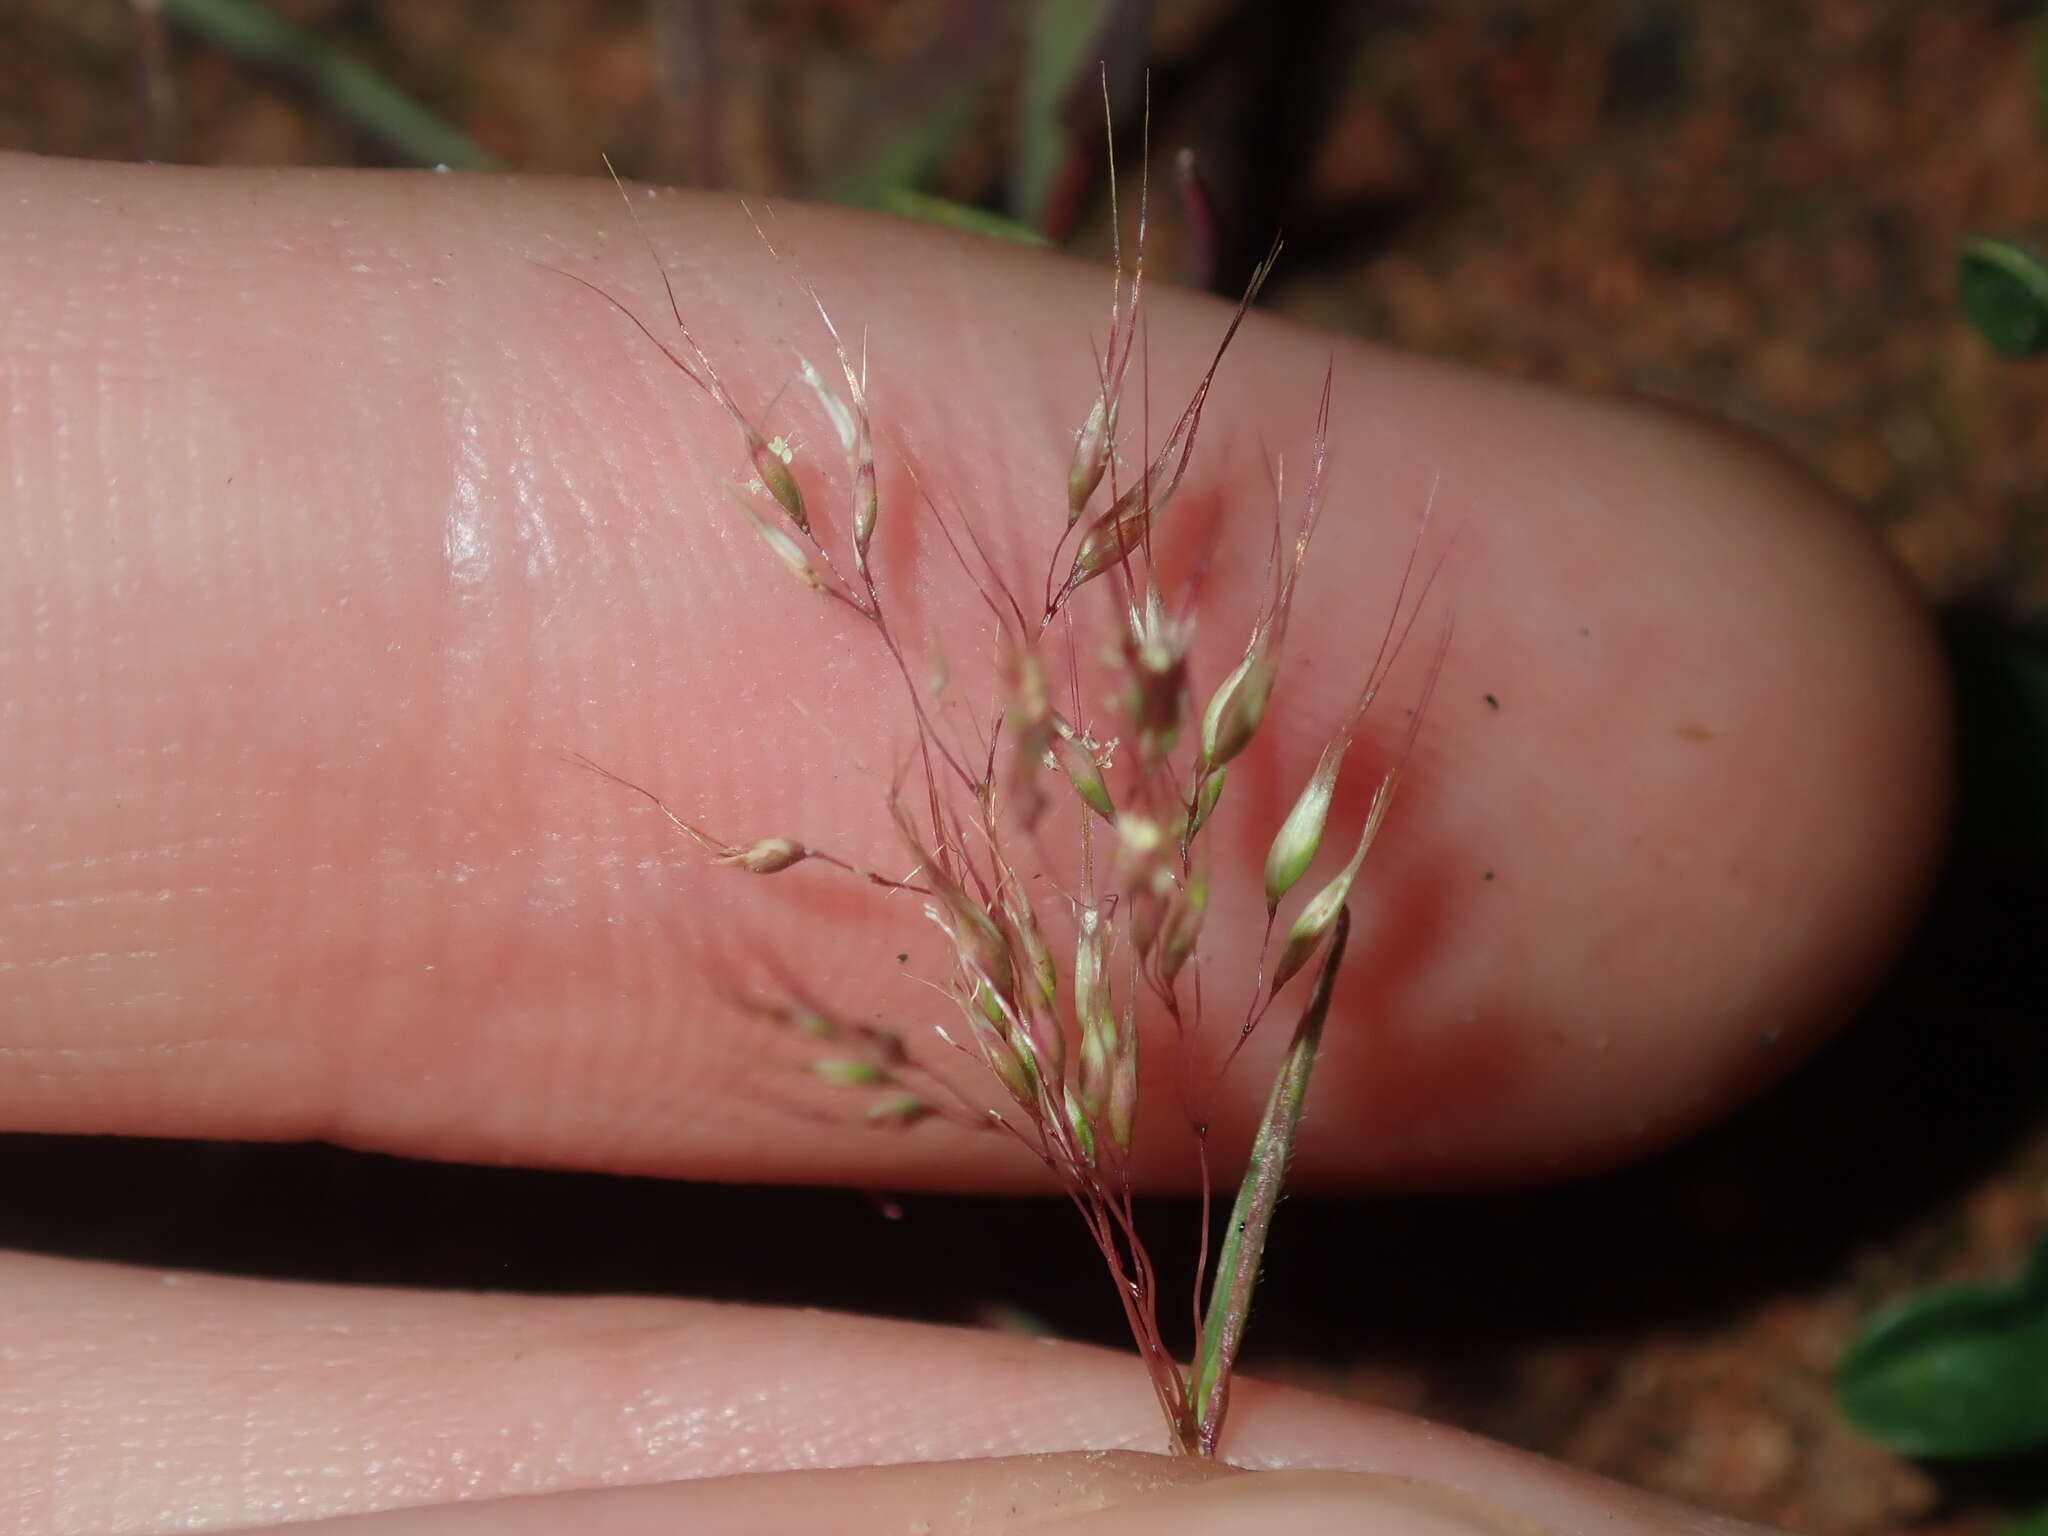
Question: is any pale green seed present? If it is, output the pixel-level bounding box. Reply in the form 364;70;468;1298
1010;893;1058;1006
953;898;1016;1011
972;1012;1036;1108
1052;733;1114;819
800;359;858;452
1064;1082;1098;1165
1264;750;1340;910
865;1092;930;1127
1108;1013;1140;1153
717;837;809;873
1067;394;1114;525
852;457;878;560
792;1008;836;1040
1200;650;1274;767
1073;907;1112;1044
752;437;808;532
1189;765;1227;842
1271;772;1395;991
1077;1020;1112;1128
1159;872;1207;984
814;1058;887;1087
739;502;824;592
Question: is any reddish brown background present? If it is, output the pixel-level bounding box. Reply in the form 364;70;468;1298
3;4;2046;1532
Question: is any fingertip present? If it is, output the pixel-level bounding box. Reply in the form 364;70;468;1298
1271;368;1953;1184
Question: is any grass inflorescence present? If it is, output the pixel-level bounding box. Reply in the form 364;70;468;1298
570;154;1445;1460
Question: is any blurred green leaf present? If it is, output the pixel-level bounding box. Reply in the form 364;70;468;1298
1014;0;1109;226
878;189;1049;245
2033;11;2048;135
1998;1508;2048;1536
165;0;501;170
824;81;982;209
1838;1234;2048;1458
1959;237;2048;357
816;4;1009;210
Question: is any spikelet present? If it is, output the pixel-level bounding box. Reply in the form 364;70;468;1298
567;158;1444;1466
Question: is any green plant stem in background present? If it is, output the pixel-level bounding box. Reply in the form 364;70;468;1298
815;1;1007;210
1014;0;1111;226
876;189;1048;246
824;83;981;210
1189;906;1351;1458
163;0;503;170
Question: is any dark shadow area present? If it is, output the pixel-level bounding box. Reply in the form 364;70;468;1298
1146;0;1427;294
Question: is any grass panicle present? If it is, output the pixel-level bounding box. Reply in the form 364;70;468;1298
568;160;1445;1458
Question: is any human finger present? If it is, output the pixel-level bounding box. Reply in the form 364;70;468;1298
4;1253;1777;1536
0;152;1947;1188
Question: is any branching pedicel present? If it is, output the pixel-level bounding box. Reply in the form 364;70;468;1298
573;164;1443;1460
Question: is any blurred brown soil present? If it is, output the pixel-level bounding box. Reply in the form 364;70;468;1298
3;4;2046;1533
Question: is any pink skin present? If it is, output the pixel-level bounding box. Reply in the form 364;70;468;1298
13;1256;1784;1535
0;153;1945;1532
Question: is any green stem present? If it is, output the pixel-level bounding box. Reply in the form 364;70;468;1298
164;0;503;170
1188;905;1349;1458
